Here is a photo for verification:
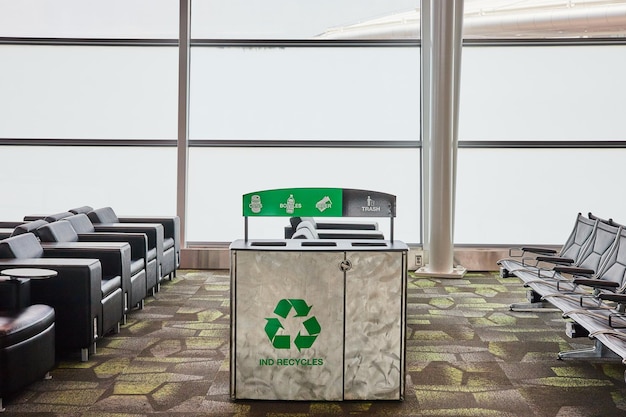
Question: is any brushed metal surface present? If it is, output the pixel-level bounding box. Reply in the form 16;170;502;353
344;251;405;400
232;250;345;400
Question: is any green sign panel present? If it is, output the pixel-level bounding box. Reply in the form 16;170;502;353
243;187;396;218
243;188;343;217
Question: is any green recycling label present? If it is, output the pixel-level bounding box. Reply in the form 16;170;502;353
243;188;343;217
264;299;321;351
242;187;396;218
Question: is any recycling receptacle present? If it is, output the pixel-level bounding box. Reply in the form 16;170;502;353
230;188;407;401
230;239;407;401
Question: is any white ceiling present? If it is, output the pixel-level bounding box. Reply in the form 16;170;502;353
318;0;626;39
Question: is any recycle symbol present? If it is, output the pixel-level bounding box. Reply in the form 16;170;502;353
264;299;321;351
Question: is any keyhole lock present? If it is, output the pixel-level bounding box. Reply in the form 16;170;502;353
339;259;352;272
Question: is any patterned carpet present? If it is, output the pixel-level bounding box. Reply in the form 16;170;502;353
5;269;626;416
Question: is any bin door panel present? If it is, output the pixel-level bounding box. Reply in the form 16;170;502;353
344;251;405;400
233;250;345;401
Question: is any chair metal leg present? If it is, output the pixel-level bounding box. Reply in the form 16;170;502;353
81;342;97;362
510;289;560;312
558;339;620;360
500;267;513;278
510;301;560;312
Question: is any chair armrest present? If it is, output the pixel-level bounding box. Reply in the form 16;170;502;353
77;232;148;261
553;266;595;276
599;293;626;303
521;247;558;255
572;278;619;289
536;256;575;265
93;223;164;261
22;215;46;221
40;242;131;285
0;221;24;228
117;216;180;252
0;258;101;351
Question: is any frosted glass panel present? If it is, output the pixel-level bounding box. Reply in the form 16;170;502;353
187;147;421;243
455;148;626;244
0;146;177;220
0;45;178;139
460;45;626;141
189;47;420;141
191;0;419;39
0;0;178;38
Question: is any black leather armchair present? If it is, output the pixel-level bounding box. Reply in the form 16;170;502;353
36;219;147;314
0;233;102;361
0;276;55;412
34;222;129;335
84;208;165;293
64;214;152;306
83;207;179;282
117;215;179;280
0;219;48;240
23;211;73;223
36;241;125;338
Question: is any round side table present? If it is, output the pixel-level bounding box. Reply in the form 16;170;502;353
1;268;58;280
0;268;58;311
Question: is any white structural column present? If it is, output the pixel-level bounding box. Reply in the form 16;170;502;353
177;0;191;248
417;0;466;278
420;0;431;263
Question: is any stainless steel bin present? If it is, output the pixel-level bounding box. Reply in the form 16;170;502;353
230;239;407;401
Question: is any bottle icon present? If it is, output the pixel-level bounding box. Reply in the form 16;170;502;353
286;194;295;214
249;195;263;214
